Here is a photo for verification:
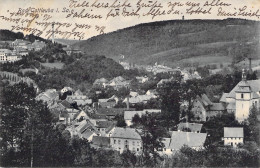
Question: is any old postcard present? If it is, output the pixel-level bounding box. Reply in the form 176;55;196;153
0;0;260;167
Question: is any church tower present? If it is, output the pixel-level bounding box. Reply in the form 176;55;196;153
235;69;252;122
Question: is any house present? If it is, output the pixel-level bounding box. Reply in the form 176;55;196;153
93;78;109;88
136;76;149;83
0;49;22;63
119;61;131;70
146;89;158;96
74;110;90;122
130;91;139;97
92;136;111;149
221;70;260;122
98;98;117;108
159;131;207;155
58;110;71;125
177;123;203;133
110;127;143;154
63;47;82;55
58;100;80;119
181;70;202;82
36;89;59;107
31;40;46;51
12;39;32;50
108;76;131;90
123;94;157;105
67;119;100;141
66;95;92;106
223;127;244;147
191;94;226;122
157;78;174;87
61;87;73;94
124;109;161;126
96;120;115;137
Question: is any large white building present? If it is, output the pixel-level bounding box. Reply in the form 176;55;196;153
110;127;142;154
0;49;21;63
220;70;260;122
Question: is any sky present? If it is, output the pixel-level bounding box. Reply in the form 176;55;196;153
1;0;260;40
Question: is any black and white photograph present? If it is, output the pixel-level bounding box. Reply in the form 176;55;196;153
0;0;260;167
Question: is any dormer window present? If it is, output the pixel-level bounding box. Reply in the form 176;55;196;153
241;94;244;99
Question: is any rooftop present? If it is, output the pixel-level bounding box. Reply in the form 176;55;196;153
224;127;244;138
110;127;142;140
169;131;207;150
227;80;260;98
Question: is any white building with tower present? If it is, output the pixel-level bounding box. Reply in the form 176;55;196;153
220;69;260;122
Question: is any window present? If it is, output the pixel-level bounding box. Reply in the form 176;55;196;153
114;139;116;144
132;141;135;146
241;94;244;99
137;148;139;151
118;140;121;144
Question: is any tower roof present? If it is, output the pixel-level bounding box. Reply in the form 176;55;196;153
227;79;260;97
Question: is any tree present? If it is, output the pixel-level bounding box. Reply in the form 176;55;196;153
157;80;182;125
0;83;73;167
247;106;260;145
181;79;204;121
115;114;127;127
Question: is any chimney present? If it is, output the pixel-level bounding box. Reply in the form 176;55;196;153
249;58;252;74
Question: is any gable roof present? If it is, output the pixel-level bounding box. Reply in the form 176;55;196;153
169;131;207;150
81;129;97;140
224;127;244;138
74;110;89;120
111;76;125;82
197;94;213;106
76;119;99;134
177;123;203;133
220;93;228;102
110;127;142;140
